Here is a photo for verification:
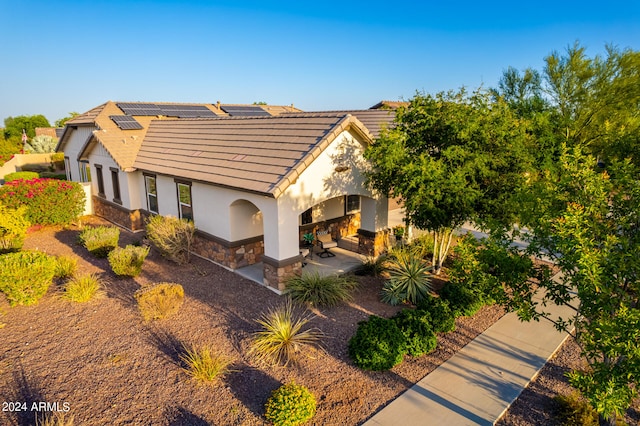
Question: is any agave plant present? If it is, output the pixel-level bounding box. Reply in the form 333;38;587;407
381;248;433;305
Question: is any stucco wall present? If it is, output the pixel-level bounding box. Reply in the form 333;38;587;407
60;127;94;182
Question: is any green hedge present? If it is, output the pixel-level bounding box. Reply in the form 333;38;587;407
0;178;85;225
3;171;40;182
348;315;407;371
0;251;57;306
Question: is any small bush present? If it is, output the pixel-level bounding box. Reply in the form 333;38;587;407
0;250;57;306
354;255;388;276
284;272;358;308
265;382;317;426
0;204;30;254
134;282;185;321
36;411;74;426
348;315;407;371
180;343;233;385
79;226;120;258
392;309;438;357
54;256;78;279
3;171;40;182
108;244;149;277
416;293;456;333
0;178;85;225
145;215;195;264
63;273;103;303
248;301;322;367
381;248;433;306
553;392;599;426
440;283;485;317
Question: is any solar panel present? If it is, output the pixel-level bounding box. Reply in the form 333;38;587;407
159;105;217;118
110;115;144;130
220;105;272;117
117;103;162;116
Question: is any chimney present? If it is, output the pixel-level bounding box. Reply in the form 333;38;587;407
216;100;221;111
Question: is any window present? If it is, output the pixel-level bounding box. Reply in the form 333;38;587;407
301;207;313;225
78;160;90;183
346;195;360;214
95;165;105;197
145;174;158;214
176;181;193;221
64;157;71;181
110;167;121;204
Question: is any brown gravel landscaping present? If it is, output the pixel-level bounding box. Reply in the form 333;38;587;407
3;216;638;425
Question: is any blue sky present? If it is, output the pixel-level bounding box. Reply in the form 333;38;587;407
1;0;639;124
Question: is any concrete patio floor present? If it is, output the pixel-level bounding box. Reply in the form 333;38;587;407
235;246;366;288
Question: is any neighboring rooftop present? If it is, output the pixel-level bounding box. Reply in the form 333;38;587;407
370;100;409;110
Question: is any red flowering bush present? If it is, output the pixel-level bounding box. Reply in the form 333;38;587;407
0;178;86;225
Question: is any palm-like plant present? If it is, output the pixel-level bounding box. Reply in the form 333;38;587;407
248;300;323;366
381;248;434;305
284;272;358;307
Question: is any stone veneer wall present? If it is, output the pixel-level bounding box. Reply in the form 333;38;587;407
93;196;146;231
262;256;303;291
191;231;264;270
357;228;391;257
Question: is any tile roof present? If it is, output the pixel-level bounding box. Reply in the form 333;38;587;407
133;113;373;198
282;109;396;139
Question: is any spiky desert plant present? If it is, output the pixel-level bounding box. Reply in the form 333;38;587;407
284;272;358;308
63;273;104;302
249;301;322;367
381;247;434;305
180;343;233;385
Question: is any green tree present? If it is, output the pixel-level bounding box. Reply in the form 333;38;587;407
3;115;51;140
365;89;533;274
55;112;79;128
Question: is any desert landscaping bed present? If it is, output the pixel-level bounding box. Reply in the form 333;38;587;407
0;216;506;425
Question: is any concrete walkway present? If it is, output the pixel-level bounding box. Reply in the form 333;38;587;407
364;274;574;426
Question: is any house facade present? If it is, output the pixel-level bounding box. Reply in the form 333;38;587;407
56;101;394;290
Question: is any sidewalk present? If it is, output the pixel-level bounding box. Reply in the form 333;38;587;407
364;276;574;426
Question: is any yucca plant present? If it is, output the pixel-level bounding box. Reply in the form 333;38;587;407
284;272;358;308
248;301;323;367
180;343;233;385
62;273;104;302
381;248;434;306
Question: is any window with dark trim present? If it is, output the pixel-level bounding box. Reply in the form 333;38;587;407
64;157;72;181
110;167;121;204
176;181;193;221
301;207;313;225
78;160;90;183
345;195;360;214
144;174;158;214
95;164;105;197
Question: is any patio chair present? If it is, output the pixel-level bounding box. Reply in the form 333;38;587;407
316;230;337;258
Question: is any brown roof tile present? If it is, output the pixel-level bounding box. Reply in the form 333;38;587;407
134;113;373;198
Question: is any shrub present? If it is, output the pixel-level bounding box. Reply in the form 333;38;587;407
0;178;85;225
381;248;433;306
0;204;30;254
553;392;599;426
284;272;358;307
63;273;103;303
392;309;438;357
180;343;233;385
0;250;57;306
265;382;317;426
248;301;322;367
145;215;195;264
348;315;407;371
79;226;120;258
134;282;184;321
3;171;40;182
54;255;78;279
440;283;485;317
354;255;387;276
108;244;149;277
36;411;75;426
416;293;456;333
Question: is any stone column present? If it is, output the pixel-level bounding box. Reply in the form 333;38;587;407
262;255;303;292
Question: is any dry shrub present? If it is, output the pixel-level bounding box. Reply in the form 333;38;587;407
134;282;184;321
145;215;194;264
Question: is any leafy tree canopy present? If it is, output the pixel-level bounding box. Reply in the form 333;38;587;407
55;112;79;128
3;115;51;140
